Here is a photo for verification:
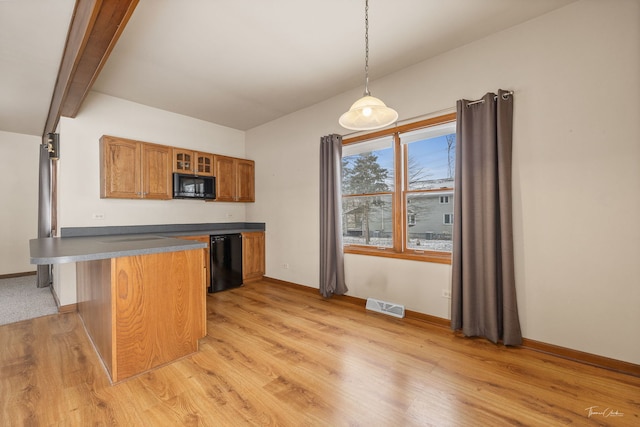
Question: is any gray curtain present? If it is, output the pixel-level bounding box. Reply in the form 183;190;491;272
37;139;52;288
451;90;522;346
319;134;348;298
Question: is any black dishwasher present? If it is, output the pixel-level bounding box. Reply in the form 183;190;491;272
209;234;243;293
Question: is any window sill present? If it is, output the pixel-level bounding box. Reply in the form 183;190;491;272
343;246;452;265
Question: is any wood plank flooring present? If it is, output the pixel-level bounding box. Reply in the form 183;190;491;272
1;280;638;426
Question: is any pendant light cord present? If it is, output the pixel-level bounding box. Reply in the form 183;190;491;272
339;0;398;130
363;0;370;96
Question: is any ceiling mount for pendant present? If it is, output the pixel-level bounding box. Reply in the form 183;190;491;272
339;0;398;131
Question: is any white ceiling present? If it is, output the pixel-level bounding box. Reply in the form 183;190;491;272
0;0;75;136
1;0;577;136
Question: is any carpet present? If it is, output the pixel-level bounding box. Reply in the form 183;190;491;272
0;275;58;325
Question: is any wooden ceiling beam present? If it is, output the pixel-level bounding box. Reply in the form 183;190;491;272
43;0;139;136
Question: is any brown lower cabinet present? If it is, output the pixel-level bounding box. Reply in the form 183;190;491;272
176;235;211;290
76;249;205;383
176;235;210;334
179;232;265;286
242;231;265;283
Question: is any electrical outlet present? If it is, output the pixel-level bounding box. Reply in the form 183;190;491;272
92;213;105;220
282;263;289;269
442;289;451;298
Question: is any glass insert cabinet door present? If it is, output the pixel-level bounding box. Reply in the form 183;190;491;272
197;154;213;175
174;150;193;173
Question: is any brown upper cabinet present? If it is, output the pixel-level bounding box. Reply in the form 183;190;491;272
213;155;255;202
100;135;172;199
173;148;214;176
100;135;255;202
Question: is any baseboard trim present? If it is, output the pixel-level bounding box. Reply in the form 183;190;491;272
261;276;639;377
50;283;61;309
521;338;640;378
49;284;77;314
0;271;37;279
263;276;365;307
58;303;77;314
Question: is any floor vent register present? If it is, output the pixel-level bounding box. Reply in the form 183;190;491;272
365;298;405;318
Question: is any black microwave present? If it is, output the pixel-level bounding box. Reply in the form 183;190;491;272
173;173;216;200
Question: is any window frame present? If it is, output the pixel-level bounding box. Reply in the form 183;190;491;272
342;112;456;265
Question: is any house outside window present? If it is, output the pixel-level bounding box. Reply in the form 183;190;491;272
341;113;456;264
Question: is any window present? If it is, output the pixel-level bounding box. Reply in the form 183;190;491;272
341;113;456;264
342;136;394;248
443;213;454;225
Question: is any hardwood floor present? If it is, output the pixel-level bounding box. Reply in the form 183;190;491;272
1;280;638;426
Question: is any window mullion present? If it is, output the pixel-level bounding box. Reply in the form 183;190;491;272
402;142;410;253
393;133;403;252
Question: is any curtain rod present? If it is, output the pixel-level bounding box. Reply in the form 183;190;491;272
466;90;514;107
340;90;514;137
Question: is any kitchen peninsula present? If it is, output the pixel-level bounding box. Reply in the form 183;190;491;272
29;222;265;383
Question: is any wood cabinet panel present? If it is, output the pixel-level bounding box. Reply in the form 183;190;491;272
100;135;171;200
196;153;214;176
236;159;255;202
213;155;236;201
173;148;194;174
176;235;210;336
173;149;214;176
100;136;141;199
242;231;265;283
76;249;205;383
213;155;255;202
77;259;114;375
142;144;172;199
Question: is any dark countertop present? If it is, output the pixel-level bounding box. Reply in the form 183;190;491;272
59;222;265;237
30;222;265;265
29;235;207;265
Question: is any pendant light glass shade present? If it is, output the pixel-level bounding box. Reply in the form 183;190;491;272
339;95;398;131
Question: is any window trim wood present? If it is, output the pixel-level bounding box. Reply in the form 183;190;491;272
342;112;457;264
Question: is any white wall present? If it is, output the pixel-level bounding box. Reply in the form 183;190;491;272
0;131;40;275
246;0;640;364
54;92;248;305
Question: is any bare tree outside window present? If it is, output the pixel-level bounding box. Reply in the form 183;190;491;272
342;152;391;246
446;134;456;179
405;132;456;251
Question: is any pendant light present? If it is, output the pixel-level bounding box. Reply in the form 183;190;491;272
339;0;398;131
